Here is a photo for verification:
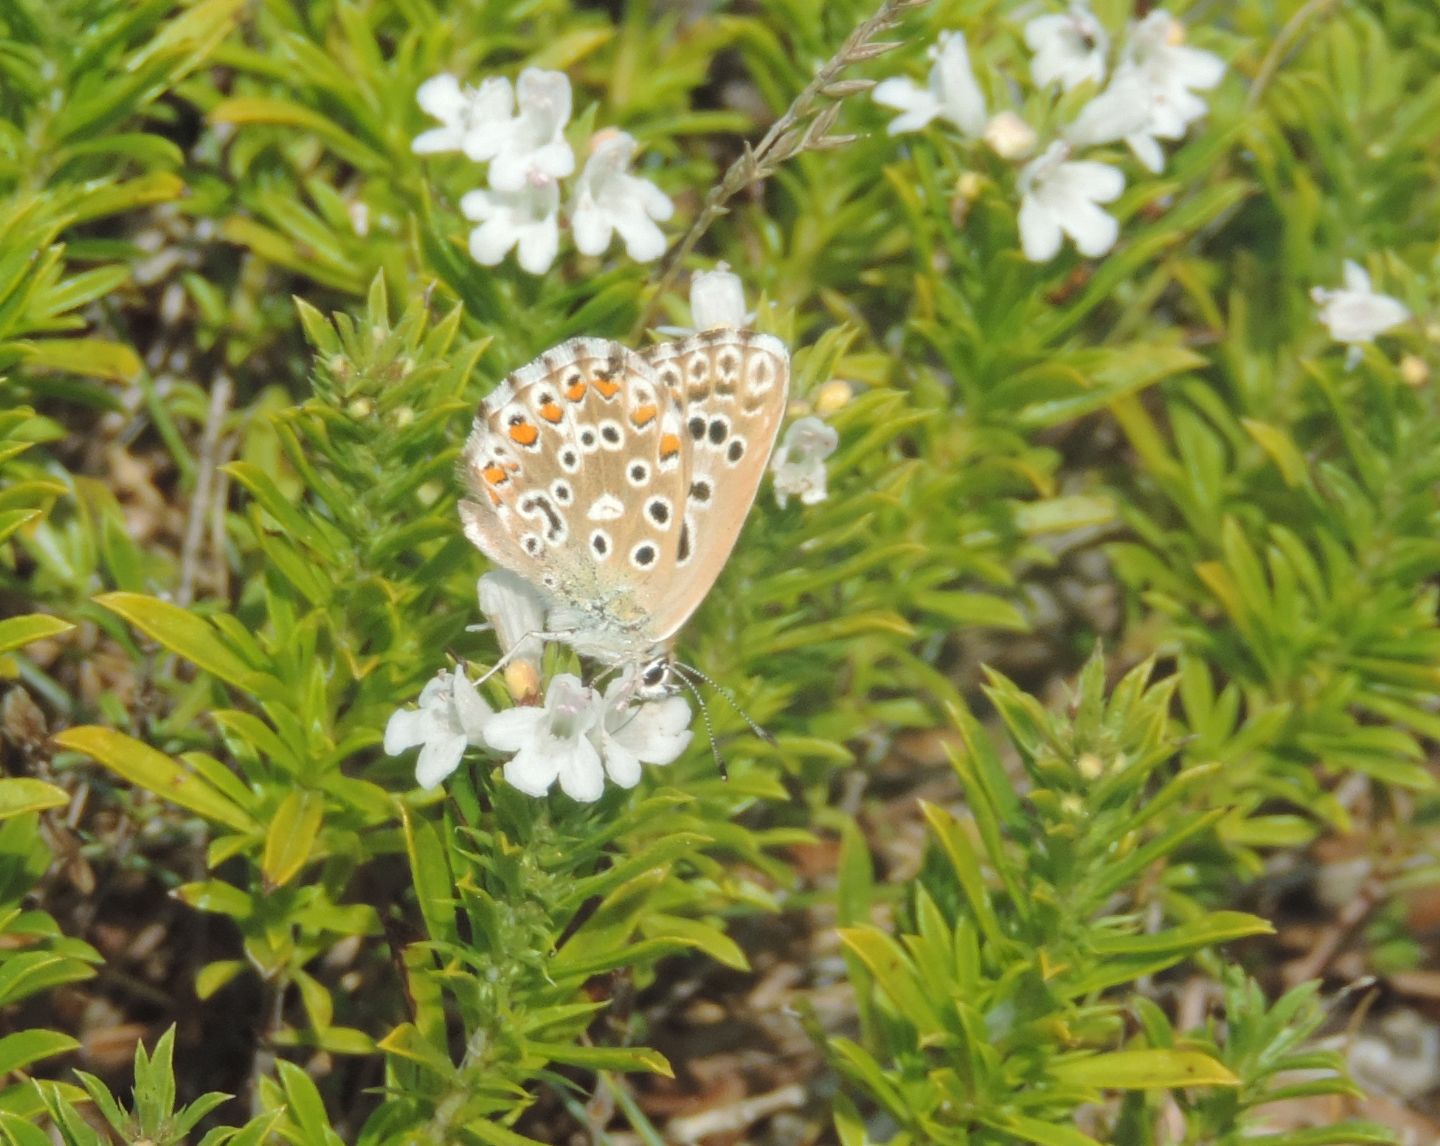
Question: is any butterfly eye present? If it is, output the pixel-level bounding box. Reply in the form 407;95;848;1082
642;661;668;689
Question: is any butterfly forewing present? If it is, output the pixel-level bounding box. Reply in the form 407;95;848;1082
641;329;790;642
458;337;693;658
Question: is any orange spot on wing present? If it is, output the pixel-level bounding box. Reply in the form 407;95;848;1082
631;404;657;428
509;422;539;446
539;401;564;423
566;380;588;401
487;489;502;506
659;433;681;459
594;377;621;399
481;464;508;485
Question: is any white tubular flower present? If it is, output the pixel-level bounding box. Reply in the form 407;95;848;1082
1311;261;1410;345
488;68;576;193
589;679;693;789
771;415;840;509
478;570;549;700
1063;68;1162;167
570;130;674;262
461;178;561;274
413;74;515;157
1024;3;1109;92
690;264;751;330
486;674;606;802
1063;12;1224;174
874;30;987;137
1016;141;1125;262
1121;11;1224;145
385;669;494;790
1126;11;1225;110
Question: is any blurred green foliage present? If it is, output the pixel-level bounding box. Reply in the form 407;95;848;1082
0;0;1435;1141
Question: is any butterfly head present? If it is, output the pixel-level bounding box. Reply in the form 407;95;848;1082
637;654;675;700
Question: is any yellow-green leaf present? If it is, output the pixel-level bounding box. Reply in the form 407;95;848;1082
20;339;142;383
0;779;68;820
95;592;282;702
524;1041;672;1078
52;726;258;833
0;613;72;655
1049;1049;1239;1091
261;789;324;888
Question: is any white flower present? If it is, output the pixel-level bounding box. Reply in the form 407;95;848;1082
570;130;674;262
1016;141;1124;262
1311;261;1410;345
385;669;494;790
1063;70;1148;145
1024;3;1109;92
1063;12;1224;174
478;570;549;700
413;73;515;157
590;679;693;789
690;264;751;330
874;31;987;137
461;178;561;274
488;69;576;193
1120;11;1223;168
983;110;1038;160
487;674;605;801
771;416;840;509
1125;11;1225;118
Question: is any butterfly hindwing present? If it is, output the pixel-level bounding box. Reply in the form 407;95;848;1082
640;330;790;642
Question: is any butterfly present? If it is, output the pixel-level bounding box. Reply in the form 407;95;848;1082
458;328;790;692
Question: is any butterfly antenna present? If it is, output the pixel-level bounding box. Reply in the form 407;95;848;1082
669;666;728;781
471;628;556;689
672;661;776;746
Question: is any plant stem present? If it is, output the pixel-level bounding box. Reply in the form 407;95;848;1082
632;0;929;338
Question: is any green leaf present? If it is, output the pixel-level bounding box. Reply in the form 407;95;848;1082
837;927;946;1036
261;789;324;888
95;592;283;702
0;509;42;545
0;1030;78;1075
400;804;458;947
1049;1049;1238;1090
19;339;141;383
52;727;259;834
274;1060;343;1146
977;1112;1102;1146
0;614;72;655
523;1041;673;1078
0;780;68;821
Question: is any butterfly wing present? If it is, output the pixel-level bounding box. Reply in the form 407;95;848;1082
639;329;790;643
458;337;692;660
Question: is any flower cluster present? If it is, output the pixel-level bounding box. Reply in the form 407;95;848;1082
876;5;1225;262
385;572;693;802
414;70;673;274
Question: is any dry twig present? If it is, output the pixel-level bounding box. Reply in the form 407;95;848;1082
633;0;930;336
